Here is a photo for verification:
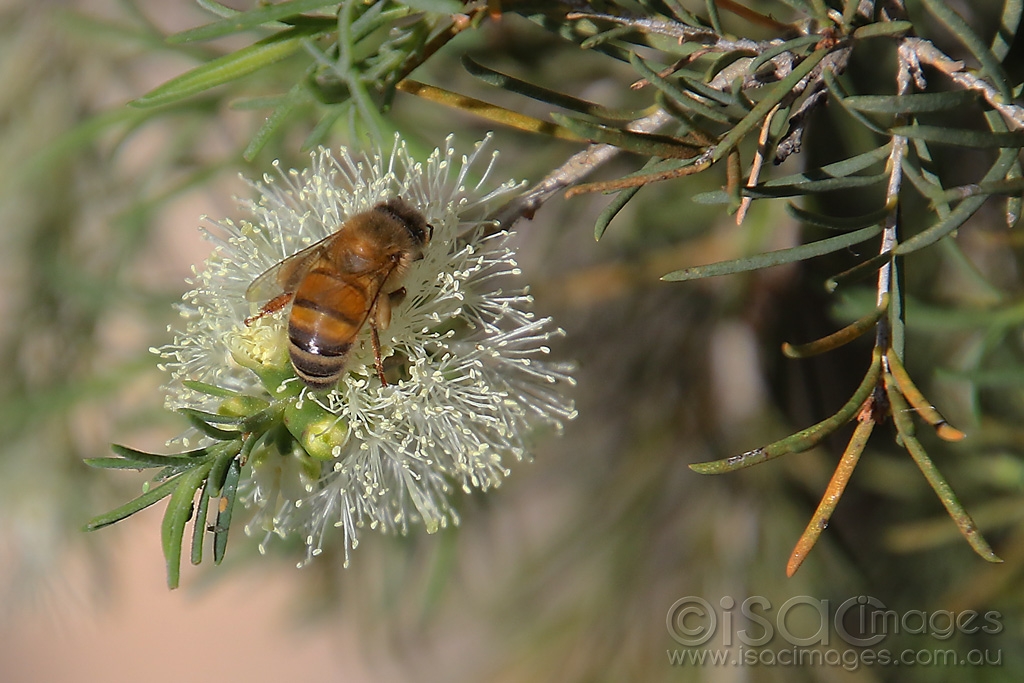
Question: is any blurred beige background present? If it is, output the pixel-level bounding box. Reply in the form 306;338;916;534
1;512;378;682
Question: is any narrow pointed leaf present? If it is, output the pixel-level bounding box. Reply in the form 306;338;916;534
842;91;977;114
751;143;892;191
693;171;888;204
183;412;240;440
84;476;181;531
84;455;198;470
581;25;636;49
133;27;319;107
565;153;712;197
92;443;213;468
850;20;913;39
901;153;949;208
663;225;880;281
890;125;1024;148
788;418;874;576
182;379;238;398
826;250;894;292
747;35;821;74
931;176;1024;205
595;186;643;240
551;113;704;158
691;351;882;473
885;350;965;441
178;408;252;425
162;461;216;589
464;56;652;122
206;447;239;498
888;386;1001;563
395;80;585;141
169;0;339;43
783;294;888;358
705;0;723;33
681;69;750;109
190;482;212;566
214;458;243;564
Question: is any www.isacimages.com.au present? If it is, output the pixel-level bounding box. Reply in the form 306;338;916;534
666;646;1002;671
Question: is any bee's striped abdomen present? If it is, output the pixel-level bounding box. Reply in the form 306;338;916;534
287;268;375;389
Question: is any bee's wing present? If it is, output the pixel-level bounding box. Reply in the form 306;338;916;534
244;234;337;303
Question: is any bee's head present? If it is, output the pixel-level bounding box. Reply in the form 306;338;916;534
377;197;432;249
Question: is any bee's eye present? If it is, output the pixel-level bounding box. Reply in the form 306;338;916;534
425;223;434;241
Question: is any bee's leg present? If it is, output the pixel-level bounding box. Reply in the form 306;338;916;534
369;288;407;385
372;287;405;335
369;320;388;386
244;292;293;326
375;289;393;331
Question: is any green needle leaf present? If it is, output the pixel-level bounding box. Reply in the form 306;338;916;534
206;449;239;499
169;0;340;43
550;113;704;158
662;225;881;281
83;444;214;470
85;455;195;470
890;125;1024;148
851;20;913;39
747;35;821;75
595;185;643;241
214;458;243;565
190;482;212;566
886;386;1001;563
464;56;653;122
182;380;238;398
691;351;882;473
930;176;1024;205
183;411;241;440
842;91;977;114
133;27;320;107
178;408;251;425
84;476;181;531
694;144;892;205
693;172;888;203
163;461;216;589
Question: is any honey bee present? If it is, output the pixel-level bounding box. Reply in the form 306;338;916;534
245;197;432;389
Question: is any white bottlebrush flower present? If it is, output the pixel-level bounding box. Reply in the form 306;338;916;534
158;134;576;567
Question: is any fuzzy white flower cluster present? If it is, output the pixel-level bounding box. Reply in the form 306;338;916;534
158;134;576;566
